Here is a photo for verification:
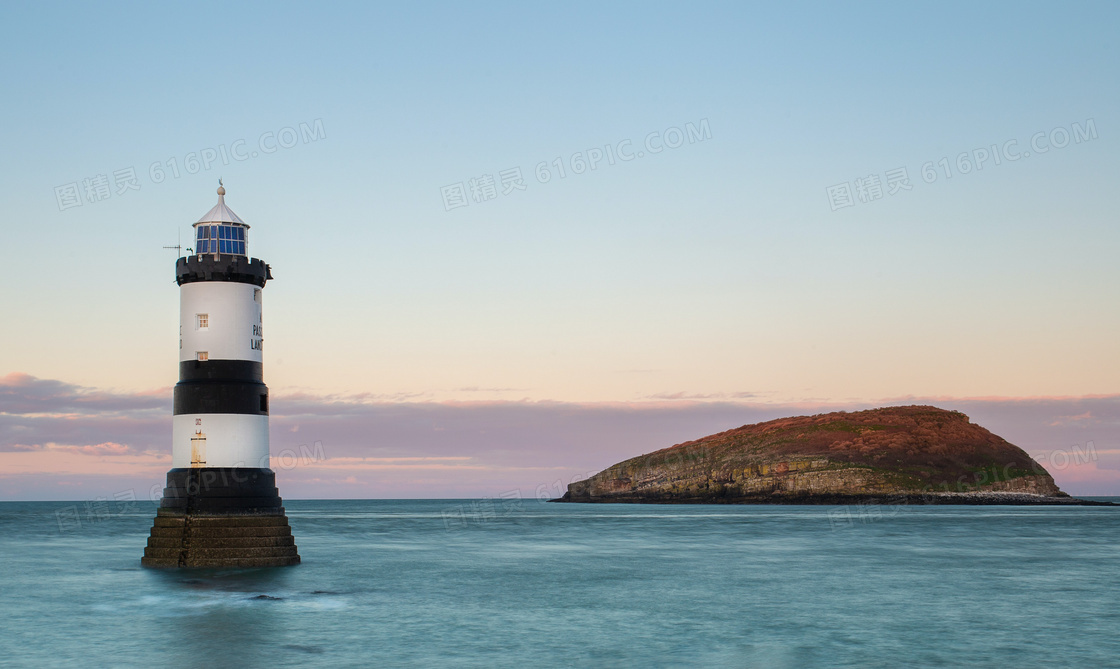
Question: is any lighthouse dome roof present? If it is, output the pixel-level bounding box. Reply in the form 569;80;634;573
195;183;247;227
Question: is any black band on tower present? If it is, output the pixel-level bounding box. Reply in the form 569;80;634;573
174;381;269;415
176;255;272;287
179;360;264;383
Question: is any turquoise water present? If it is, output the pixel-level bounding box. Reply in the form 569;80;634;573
1;499;1119;667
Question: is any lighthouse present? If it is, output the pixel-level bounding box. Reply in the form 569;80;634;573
142;184;300;568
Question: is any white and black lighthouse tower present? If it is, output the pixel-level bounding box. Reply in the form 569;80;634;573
143;184;300;568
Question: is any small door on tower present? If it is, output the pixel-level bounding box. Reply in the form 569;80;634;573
191;430;207;467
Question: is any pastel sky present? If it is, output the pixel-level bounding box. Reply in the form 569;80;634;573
1;2;1117;499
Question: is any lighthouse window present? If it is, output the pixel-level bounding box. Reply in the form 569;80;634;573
197;313;208;329
196;351;209;361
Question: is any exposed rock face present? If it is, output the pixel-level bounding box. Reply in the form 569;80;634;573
556;406;1072;504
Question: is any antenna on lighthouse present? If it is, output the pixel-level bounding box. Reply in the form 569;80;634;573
162;229;192;255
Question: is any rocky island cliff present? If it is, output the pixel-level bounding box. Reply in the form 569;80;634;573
555;406;1104;505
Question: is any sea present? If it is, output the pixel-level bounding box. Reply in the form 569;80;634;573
1;499;1119;668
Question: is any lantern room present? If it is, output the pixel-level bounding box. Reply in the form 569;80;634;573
193;182;249;256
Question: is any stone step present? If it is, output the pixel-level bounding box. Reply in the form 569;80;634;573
147;535;295;549
140;556;179;568
153;514;290;528
158;506;288;518
142;555;301;568
144;545;299;560
149;525;293;539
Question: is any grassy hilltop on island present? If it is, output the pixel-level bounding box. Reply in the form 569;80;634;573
556;405;1081;504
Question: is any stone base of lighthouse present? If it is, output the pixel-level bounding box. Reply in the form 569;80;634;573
141;468;300;568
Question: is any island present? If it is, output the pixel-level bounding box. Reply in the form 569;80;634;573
553;405;1111;505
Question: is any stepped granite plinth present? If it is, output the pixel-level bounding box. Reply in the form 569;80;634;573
141;468;300;568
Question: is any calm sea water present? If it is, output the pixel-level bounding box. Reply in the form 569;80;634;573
1;499;1118;668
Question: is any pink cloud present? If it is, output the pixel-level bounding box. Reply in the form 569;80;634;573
8;444;43;452
59;442;133;456
1048;411;1094;427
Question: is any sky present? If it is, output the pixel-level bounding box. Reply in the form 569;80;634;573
1;1;1118;499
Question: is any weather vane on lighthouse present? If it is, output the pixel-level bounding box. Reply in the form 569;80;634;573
142;182;300;568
